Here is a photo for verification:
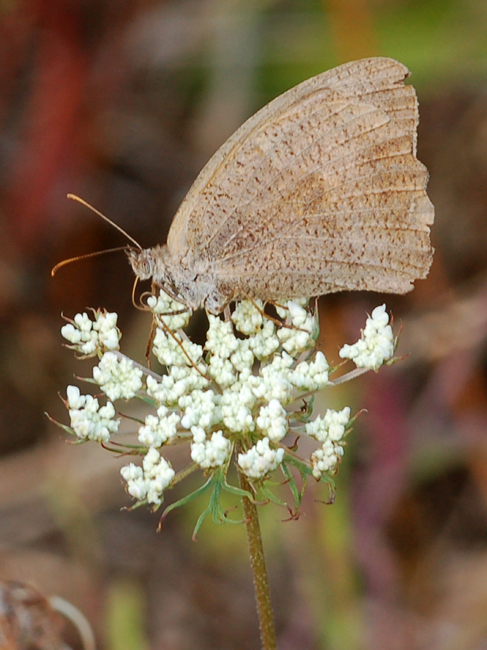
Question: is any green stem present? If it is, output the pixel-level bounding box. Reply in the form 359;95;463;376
238;468;277;650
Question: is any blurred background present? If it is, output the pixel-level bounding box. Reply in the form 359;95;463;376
1;0;487;648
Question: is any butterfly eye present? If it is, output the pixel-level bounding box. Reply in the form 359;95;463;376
140;256;153;278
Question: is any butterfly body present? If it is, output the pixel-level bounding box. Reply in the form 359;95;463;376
128;245;226;312
128;57;434;314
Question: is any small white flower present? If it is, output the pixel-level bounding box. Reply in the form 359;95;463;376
61;323;81;344
247;320;280;359
249;353;294;403
339;304;394;370
290;351;329;391
66;385;84;409
121;448;175;506
305;407;351;443
152;327;203;368
93;312;120;350
288;301;310;325
230;339;255;372
93;352;143;401
143;449;175;505
179;390;222;430
120;464;147;499
231;300;264;335
277;302;316;355
275;298;309;319
311;440;344;478
221;384;256;433
73;313;92;332
66;385;119;442
147;290;191;330
61;311;120;356
138;406;180;447
238;438;285;478
120;463;143;482
256;400;288;442
206;315;239;359
146;366;209;406
190;428;232;469
208;354;237;387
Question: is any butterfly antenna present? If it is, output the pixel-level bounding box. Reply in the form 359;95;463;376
67;194;142;250
51;247;129;276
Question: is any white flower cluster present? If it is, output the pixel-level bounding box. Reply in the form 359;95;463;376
238;438;285;479
121;297;332;490
152;328;203;368
93;352;144;401
339;304;395;370
256;399;288;442
231;299;264;335
61;311;120;356
306;407;351;478
58;291;395;512
138;406;180;446
146;292;192;330
146;367;208;406
275;300;317;355
289;352;329;391
190;428;232;469
66;385;119;442
120;448;175;506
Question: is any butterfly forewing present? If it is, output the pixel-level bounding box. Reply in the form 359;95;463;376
164;57;433;304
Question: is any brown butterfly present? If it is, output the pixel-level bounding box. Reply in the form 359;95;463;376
127;57;434;314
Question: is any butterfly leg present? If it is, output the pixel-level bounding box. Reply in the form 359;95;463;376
156;316;210;380
145;316;157;369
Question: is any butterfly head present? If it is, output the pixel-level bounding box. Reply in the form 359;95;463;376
126;247;155;281
126;245;190;306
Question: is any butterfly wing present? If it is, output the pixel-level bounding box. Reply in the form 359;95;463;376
166;57;434;300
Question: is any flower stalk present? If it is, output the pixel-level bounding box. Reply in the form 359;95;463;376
238;463;277;650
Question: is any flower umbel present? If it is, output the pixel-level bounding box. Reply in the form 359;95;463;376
54;293;398;531
61;310;120;357
339;304;395;370
65;385;120;443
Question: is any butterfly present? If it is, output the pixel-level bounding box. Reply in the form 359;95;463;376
128;57;434;314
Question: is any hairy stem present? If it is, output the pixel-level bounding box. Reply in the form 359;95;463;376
238;468;277;650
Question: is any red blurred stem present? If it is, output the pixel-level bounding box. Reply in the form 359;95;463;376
7;1;87;248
